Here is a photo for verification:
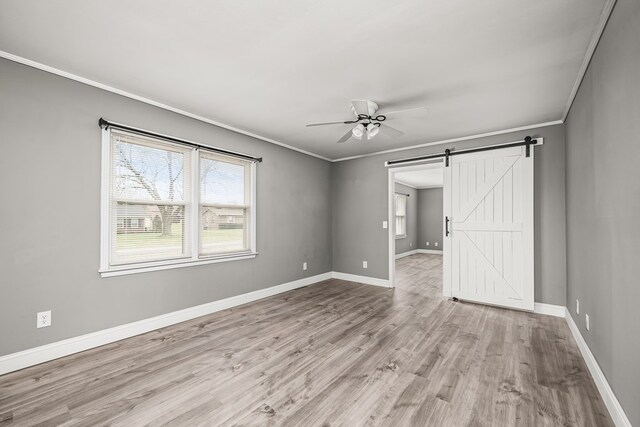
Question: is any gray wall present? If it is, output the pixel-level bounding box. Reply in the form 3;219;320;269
394;182;418;255
332;124;567;305
417;188;443;251
564;0;640;423
0;59;332;357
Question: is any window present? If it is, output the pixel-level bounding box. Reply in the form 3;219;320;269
199;151;250;256
101;128;256;276
395;193;407;238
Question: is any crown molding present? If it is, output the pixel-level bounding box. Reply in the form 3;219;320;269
562;0;617;121
0;50;333;162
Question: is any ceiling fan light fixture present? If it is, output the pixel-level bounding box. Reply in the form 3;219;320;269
352;123;365;138
367;123;380;139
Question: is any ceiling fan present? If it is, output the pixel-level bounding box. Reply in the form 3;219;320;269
306;100;427;143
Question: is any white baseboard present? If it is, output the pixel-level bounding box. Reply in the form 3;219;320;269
533;302;566;318
331;272;392;288
417;249;443;255
0;272;332;376
565;310;631;427
395;250;418;259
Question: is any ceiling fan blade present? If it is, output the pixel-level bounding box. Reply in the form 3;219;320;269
336;129;353;143
351;99;370;116
377;107;428;117
381;124;404;138
306;120;351;127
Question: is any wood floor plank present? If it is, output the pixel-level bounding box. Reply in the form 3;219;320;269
0;254;613;426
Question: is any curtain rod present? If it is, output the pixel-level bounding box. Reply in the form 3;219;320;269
395;192;410;197
385;136;538;167
99;118;263;163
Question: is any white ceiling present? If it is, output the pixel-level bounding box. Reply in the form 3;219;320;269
0;0;608;160
396;167;444;189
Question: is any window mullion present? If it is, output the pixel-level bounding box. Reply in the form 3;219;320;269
191;148;200;261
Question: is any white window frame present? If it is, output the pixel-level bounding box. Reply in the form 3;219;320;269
395;193;407;239
100;127;257;277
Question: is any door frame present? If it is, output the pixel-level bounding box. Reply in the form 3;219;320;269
387;160;445;288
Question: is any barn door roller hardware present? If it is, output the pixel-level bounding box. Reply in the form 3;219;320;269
385;136;539;167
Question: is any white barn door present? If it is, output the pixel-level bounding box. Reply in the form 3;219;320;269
443;146;534;311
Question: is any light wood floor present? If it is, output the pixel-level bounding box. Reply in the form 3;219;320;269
0;254;612;426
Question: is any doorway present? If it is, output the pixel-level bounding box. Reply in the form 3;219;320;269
388;144;535;311
388;161;445;294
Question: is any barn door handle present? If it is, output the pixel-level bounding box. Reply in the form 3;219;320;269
445;216;450;237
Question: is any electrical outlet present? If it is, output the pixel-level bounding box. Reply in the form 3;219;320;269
426;242;430;246
37;311;51;328
363;261;368;269
576;299;580;315
303;262;307;271
409;242;412;247
585;314;590;331
435;242;438;247
382;221;388;229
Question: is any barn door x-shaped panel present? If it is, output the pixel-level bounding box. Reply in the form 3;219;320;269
444;146;534;311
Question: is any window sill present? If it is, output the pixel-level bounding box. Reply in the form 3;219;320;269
100;252;258;278
395;235;407;240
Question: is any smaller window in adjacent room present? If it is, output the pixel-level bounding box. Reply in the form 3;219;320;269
101;127;257;276
395;193;407;238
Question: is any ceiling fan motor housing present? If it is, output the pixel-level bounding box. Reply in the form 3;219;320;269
351;100;378;119
350;103;386;125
